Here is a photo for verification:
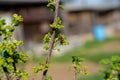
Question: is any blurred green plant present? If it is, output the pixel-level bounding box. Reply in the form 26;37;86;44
69;56;88;80
100;56;120;80
0;14;28;80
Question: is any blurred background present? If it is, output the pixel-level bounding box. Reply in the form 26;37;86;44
0;0;120;80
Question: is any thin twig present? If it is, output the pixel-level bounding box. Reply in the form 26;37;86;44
5;72;10;80
74;68;76;80
12;56;21;80
42;0;60;80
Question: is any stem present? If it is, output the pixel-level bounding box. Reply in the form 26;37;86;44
74;68;76;80
5;72;10;80
74;73;76;80
46;30;55;64
16;76;21;80
42;31;55;80
2;67;10;80
13;62;21;80
54;0;60;23
12;55;16;72
12;55;21;80
42;0;60;80
13;62;16;72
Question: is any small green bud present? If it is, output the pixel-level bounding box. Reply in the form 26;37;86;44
2;50;10;58
43;33;51;44
59;5;64;10
0;19;6;25
12;14;23;26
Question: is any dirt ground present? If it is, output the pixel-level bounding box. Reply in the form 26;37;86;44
24;61;102;80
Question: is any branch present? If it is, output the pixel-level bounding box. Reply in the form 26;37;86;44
42;0;60;80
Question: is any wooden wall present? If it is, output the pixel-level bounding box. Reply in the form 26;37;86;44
67;11;95;35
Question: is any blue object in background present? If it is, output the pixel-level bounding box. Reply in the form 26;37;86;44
93;25;106;41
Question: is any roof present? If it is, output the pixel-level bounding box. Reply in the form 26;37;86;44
0;0;48;6
64;0;120;11
0;0;64;7
0;0;47;3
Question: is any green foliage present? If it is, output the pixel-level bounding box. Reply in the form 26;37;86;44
14;70;28;80
47;0;55;12
47;75;53;80
0;14;28;79
59;5;64;10
43;0;69;51
69;56;88;80
34;63;49;75
59;34;69;45
100;56;120;80
71;56;88;76
50;17;64;29
12;14;23;26
43;33;51;44
47;0;64;12
43;33;51;50
0;14;23;38
43;18;69;50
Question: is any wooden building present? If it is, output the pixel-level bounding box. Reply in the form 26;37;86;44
64;0;120;36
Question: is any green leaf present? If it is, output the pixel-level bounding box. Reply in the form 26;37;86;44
60;34;69;45
12;14;23;26
47;0;55;12
0;57;5;66
59;5;64;10
2;50;10;58
56;48;60;52
111;56;120;62
50;17;64;29
0;19;6;25
43;33;51;44
34;64;49;75
6;57;14;63
100;59;110;65
44;45;49;50
47;75;53;80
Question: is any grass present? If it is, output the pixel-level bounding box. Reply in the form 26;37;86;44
78;73;104;80
32;37;120;64
83;37;120;49
50;52;120;63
